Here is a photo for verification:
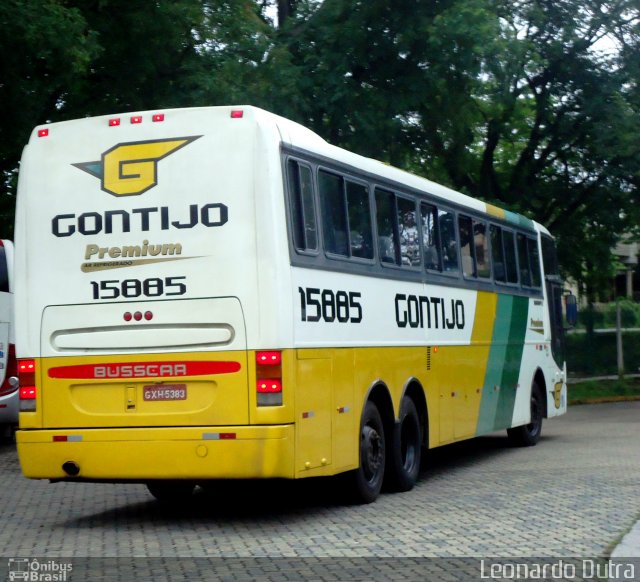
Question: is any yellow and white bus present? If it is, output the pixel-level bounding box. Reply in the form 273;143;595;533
15;106;569;503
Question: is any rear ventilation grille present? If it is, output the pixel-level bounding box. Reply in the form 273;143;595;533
426;347;431;371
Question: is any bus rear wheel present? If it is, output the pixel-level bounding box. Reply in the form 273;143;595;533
146;480;196;503
387;396;421;492
507;382;543;447
346;400;386;504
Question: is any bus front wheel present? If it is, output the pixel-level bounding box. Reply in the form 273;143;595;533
346;400;386;504
507;382;543;447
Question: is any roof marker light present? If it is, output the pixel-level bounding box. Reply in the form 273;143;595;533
152;114;165;122
109;118;121;127
38;129;49;137
131;116;142;124
230;110;244;119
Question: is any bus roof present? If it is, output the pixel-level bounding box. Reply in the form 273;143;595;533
29;105;548;236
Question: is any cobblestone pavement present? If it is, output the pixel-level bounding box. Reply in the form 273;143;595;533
0;402;638;580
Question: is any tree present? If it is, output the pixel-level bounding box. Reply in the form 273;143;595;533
264;0;640;289
0;0;98;234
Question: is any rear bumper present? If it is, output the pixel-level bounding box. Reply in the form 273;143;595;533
17;424;294;480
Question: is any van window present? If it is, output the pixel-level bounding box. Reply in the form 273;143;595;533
0;245;8;293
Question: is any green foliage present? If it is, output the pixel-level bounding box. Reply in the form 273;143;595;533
602;300;640;328
0;0;99;236
568;377;640;404
566;330;640;376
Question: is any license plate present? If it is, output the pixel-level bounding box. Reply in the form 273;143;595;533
143;384;187;401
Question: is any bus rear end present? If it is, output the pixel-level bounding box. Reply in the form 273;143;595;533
15;107;295;487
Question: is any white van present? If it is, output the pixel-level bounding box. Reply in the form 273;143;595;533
0;239;17;439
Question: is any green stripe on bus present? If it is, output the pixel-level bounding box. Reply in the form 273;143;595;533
476;295;529;434
493;295;529;430
476;294;513;435
504;210;535;231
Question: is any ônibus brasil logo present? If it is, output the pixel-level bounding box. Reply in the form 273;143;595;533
73;136;201;197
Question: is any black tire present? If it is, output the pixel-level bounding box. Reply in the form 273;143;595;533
387;397;421;492
345;400;386;504
146;480;196;503
507;382;543;447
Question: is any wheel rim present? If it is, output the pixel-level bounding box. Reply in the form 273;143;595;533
361;423;383;483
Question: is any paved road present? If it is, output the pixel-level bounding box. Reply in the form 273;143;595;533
0;402;639;580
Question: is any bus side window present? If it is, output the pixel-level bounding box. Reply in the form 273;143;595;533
473;220;490;279
287;160;317;252
421;202;441;271
319;170;349;256
517;233;531;287
459;215;476;277
490;225;506;283
503;230;519;284
439;210;459;273
528;236;542;287
397;197;420;268
346;181;373;259
375;188;400;265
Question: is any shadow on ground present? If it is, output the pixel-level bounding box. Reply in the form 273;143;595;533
61;432;536;528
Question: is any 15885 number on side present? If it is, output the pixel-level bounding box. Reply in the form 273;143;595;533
298;287;363;323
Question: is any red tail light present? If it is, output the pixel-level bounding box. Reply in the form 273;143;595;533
0;344;18;397
18;358;37;411
256;351;282;406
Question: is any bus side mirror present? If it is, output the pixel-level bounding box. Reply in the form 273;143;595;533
565;294;578;327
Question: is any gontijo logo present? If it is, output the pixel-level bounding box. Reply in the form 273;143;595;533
73;136;201;197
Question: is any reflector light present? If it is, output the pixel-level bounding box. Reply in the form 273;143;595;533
257;379;282;393
230;110;244;119
38;129;49;137
123;312;132;322
53;435;68;442
109;118;121;127
20;386;36;400
144;311;153;321
131;116;142;124
18;358;37;409
256;351;281;365
152;114;165;122
133;311;143;321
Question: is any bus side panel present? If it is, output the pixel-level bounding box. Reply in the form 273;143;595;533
475;294;529;435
